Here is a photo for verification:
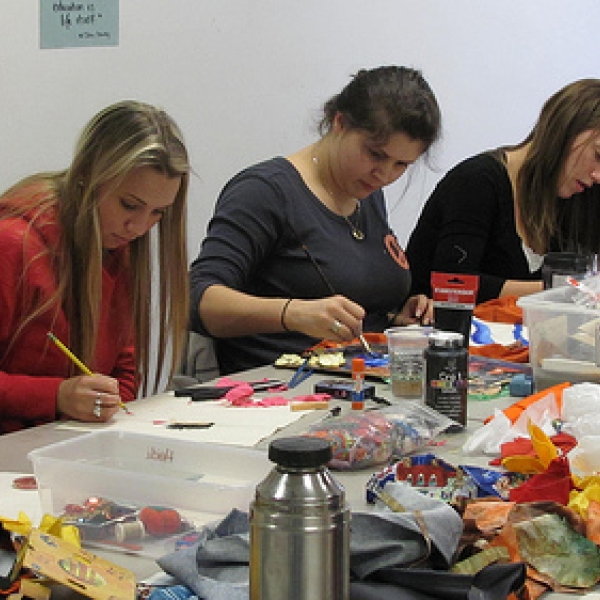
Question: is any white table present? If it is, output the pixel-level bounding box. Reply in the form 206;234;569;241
0;366;584;598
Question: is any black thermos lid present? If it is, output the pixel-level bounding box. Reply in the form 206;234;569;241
268;436;332;469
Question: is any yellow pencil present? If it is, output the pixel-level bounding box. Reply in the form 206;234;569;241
47;332;131;414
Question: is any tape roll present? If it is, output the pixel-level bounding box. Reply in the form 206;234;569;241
115;520;146;543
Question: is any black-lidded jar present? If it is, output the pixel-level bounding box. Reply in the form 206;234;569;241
424;331;468;429
542;252;591;289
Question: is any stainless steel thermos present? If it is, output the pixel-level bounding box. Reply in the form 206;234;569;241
249;436;350;600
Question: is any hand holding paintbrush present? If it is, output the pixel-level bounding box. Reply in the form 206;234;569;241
48;332;132;419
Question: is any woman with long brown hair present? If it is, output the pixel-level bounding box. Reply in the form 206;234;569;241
407;79;600;303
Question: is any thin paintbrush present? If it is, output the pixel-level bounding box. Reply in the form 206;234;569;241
286;221;377;357
358;333;375;355
47;331;132;414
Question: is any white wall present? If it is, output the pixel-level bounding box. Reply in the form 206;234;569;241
2;1;599;254
1;1;598;388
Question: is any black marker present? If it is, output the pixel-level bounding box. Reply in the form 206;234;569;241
167;421;215;429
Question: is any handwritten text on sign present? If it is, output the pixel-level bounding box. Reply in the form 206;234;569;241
40;0;119;49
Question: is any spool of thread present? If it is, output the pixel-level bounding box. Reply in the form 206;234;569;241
115;520;146;543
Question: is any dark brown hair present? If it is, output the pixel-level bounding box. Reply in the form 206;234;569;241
319;66;441;152
515;79;600;254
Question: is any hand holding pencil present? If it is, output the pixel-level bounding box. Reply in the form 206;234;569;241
48;332;132;421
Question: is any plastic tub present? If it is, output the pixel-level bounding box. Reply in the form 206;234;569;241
28;430;271;517
517;286;600;389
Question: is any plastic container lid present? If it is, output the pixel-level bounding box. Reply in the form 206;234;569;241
351;357;365;373
429;331;464;348
543;252;590;272
268;436;332;469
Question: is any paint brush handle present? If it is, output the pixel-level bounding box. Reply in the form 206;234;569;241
358;333;375;356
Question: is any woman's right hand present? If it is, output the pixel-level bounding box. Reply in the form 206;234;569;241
57;374;122;423
284;294;366;342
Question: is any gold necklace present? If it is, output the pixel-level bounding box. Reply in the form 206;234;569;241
312;156;365;241
343;202;365;241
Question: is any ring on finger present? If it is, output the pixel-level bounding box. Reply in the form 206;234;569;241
93;405;102;418
331;319;342;334
95;392;103;408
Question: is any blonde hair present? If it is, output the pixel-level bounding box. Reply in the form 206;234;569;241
0;100;190;395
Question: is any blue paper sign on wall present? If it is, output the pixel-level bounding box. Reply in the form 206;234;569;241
40;0;119;49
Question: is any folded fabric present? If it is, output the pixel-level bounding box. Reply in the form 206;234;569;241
461;499;597;598
473;296;523;324
585;499;600;545
501;421;559;474
307;332;387;353
484;382;569;425
148;585;196;600
158;510;249;600
153;564;526;600
515;512;600;589
469;343;529;363
350;483;463;575
356;563;526;600
470;297;529;363
509;457;574;505
157;485;464;600
489;432;577;467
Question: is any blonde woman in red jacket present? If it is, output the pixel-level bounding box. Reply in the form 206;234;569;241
0;101;190;433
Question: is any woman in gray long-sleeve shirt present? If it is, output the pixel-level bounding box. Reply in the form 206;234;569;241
190;66;442;374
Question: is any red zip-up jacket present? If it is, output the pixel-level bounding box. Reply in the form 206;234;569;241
0;188;137;433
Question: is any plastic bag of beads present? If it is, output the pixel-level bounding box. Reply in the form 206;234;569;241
384;401;456;459
305;410;394;470
305;402;455;470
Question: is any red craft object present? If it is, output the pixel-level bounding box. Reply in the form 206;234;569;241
395;460;456;488
139;506;182;536
508;456;573;505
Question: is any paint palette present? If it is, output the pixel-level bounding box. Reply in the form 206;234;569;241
275;343;391;381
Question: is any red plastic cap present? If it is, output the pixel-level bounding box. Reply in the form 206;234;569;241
351;358;365;372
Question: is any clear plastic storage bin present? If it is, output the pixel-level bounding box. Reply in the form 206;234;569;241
28;430;271;517
517;286;600;389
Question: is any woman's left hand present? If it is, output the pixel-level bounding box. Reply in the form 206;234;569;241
395;294;433;326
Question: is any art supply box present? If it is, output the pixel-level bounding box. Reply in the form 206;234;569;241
518;286;600;389
28;430;271;518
